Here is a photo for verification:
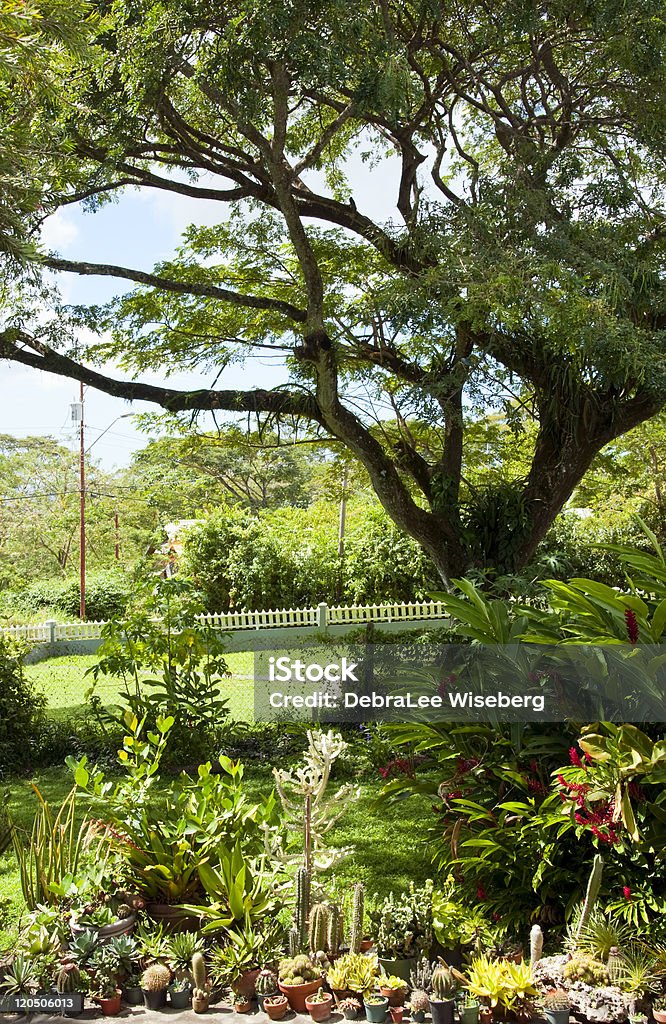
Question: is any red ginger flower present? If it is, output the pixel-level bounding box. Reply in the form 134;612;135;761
623;886;632;900
624;608;639;644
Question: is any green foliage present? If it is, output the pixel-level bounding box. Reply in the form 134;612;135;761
0;636;47;775
21;569;133;621
87;576;230;763
368;881;433;960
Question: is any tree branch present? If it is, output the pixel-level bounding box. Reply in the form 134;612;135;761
43;257;308;323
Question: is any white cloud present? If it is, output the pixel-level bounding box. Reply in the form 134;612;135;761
41;210;80;252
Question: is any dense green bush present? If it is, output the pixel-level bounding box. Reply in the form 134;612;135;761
0;638;47;777
20;569;133;621
183;499;437;611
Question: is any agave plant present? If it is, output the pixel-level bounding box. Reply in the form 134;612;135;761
165;931;205;979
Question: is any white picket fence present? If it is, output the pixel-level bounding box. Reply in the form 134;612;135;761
1;599;449;644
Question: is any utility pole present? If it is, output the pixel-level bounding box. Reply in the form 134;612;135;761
115;508;120;560
79;382;86;620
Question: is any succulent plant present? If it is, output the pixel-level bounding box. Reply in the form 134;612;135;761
56;963;81;994
141;963;171;992
296;866;311;949
191;952;211;998
116;903;133;920
431;963;458;1001
279;955;321;985
410;990;430;1014
530;924;544;965
349;883;365;955
606;947;624;985
543;989;571;1011
563;954;610;986
256;969;279;995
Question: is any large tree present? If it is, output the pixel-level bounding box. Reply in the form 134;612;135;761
3;0;666;583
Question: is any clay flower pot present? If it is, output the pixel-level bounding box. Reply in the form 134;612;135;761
653;1013;666;1024
97;991;122;1016
390;1008;404;1023
265;995;290;1021
380;985;407;1008
235;998;253;1013
279;978;322;1013
305;992;333;1022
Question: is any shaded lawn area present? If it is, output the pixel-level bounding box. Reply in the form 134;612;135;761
25;652;256;721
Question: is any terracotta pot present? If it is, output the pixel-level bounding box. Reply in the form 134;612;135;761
390;1008;404;1023
279;978;322;1013
380;986;407;1008
236;968;261;998
265;996;290;1021
305;992;333;1022
235;999;253;1013
360;939;374;953
192;993;210;1014
653;1012;666;1024
96;992;122;1016
479;1008;493;1024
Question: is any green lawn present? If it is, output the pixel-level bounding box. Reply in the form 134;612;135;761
1;653;433;950
25;651;256;720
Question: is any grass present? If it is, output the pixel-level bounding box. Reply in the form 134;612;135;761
1;653;433;950
26;652;256;720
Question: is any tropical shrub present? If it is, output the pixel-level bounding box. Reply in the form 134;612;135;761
0;637;47;776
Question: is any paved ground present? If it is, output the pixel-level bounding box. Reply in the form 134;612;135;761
27;1009;337;1023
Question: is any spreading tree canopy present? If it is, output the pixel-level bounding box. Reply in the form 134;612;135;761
3;0;666;582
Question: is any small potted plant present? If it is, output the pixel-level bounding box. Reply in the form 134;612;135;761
370;883;433;985
458;991;480;1024
429;962;458;1024
410;989;430;1023
653;1000;666;1024
306;989;334;1021
339;997;362;1020
379;975;409;1007
543;989;571;1024
265;993;290;1020
141;962;171;1010
278;955;323;1012
234;991;253;1013
169;976;192;1009
191;952;212;1014
90;964;122;1017
256;969;279;1010
122;969;144;1005
390;1006;404;1023
365;993;389;1023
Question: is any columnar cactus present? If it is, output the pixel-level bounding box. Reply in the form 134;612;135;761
289;927;300;957
296;865;311;948
327;904;341;955
574;855;604;947
191;952;208;996
309;903;330;953
530;924;544;964
607;947;624;985
350;883;365;954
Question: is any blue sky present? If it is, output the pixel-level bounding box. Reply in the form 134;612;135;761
0;153;400;468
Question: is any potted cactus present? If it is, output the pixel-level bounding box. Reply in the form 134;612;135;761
278;955;323;1012
122;970;144;1006
409;990;430;1023
458;992;480;1024
306;989;334;1022
370;883;433;985
141;962;171;1010
429;962;458;1024
265;993;290;1020
191;952;212;1014
256;969;279;1010
90;964;122;1017
364;994;389;1023
543;989;571;1024
169;977;192;1009
339;997;362;1020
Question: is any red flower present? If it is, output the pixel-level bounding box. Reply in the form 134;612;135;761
623;886;632;900
492;911;501;922
476;885;487;901
624;608;639;644
569;747;583;768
